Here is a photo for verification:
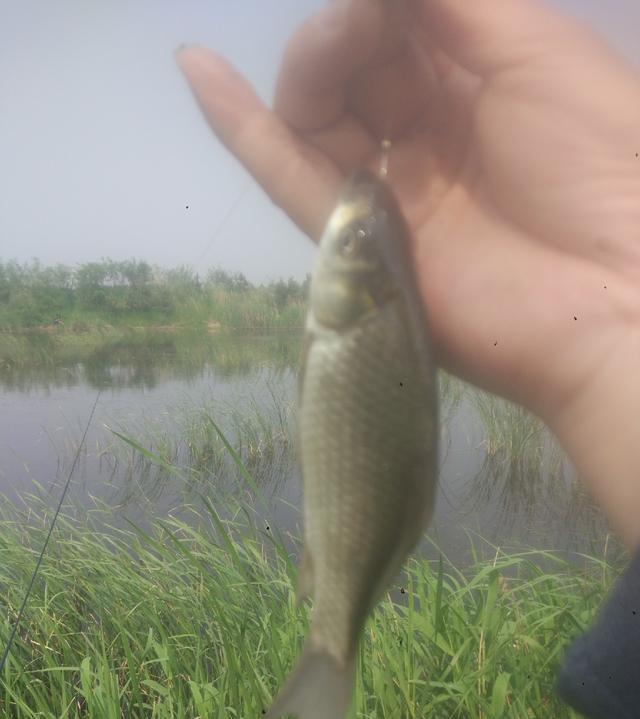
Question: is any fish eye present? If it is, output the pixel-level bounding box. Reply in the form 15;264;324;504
337;228;358;256
337;228;368;257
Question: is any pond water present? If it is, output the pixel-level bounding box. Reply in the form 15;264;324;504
0;330;622;568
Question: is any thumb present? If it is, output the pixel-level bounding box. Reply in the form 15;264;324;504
410;0;583;76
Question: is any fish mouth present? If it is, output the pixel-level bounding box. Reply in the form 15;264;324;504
341;168;399;220
342;168;383;205
338;167;415;303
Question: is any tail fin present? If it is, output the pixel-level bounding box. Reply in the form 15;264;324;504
264;645;354;719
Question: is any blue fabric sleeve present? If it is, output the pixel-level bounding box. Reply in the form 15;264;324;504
555;548;640;718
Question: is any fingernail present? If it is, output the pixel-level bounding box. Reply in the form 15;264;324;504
174;43;195;56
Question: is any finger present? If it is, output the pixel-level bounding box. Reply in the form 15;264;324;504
410;39;481;172
409;0;587;76
176;46;341;239
411;28;482;117
304;115;379;175
274;0;407;131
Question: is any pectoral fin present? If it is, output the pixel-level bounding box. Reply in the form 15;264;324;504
295;545;314;607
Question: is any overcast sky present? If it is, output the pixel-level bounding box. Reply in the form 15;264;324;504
1;0;638;283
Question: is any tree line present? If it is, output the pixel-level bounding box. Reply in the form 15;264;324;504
0;259;310;327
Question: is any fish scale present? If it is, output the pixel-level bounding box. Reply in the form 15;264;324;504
303;316;429;664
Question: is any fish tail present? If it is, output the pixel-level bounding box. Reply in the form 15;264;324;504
264;644;353;719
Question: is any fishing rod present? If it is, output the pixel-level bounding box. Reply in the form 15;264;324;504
0;389;102;675
194;183;250;267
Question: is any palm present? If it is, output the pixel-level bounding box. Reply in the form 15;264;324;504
178;0;640;424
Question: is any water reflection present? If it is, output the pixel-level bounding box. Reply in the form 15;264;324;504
0;330;302;391
466;392;567;521
0;330;621;565
452;389;615;557
103;379;296;511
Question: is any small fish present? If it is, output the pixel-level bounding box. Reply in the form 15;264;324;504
265;169;439;719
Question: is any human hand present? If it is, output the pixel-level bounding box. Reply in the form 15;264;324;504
177;0;640;548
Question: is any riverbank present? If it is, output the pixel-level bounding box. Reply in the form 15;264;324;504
0;495;620;718
0;323;304;371
0;260;308;340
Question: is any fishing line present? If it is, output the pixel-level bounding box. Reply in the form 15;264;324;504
0;389;102;675
193;182;251;267
379;138;391;179
379;137;456;513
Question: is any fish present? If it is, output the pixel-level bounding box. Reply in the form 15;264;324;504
265;169;439;719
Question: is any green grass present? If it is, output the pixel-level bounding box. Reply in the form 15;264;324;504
0;283;306;334
100;388;296;509
0;282;306;373
468;392;574;515
0;489;623;718
98;372;468;512
0;337;624;716
0;259;309;331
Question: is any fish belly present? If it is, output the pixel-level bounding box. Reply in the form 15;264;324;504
298;299;437;664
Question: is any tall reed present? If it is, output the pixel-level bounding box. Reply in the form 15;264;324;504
0;492;619;718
